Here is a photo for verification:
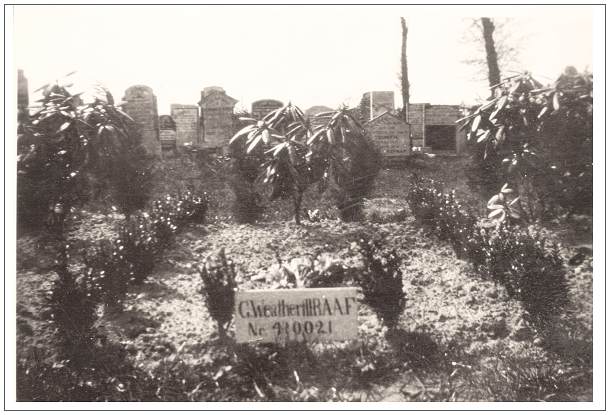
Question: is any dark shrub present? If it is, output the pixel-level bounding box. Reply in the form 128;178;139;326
150;196;180;248
353;235;405;328
116;215;158;285
406;176;569;328
331;135;382;222
84;240;130;307
228;138;265;223
47;268;98;356
481;225;568;327
175;191;208;225
199;248;237;339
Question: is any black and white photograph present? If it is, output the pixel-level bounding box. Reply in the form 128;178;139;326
5;3;605;409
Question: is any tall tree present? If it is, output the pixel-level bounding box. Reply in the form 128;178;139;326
461;17;521;99
400;17;410;123
481;17;501;90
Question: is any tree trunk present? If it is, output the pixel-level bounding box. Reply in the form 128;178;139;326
400;17;410;124
481;17;501;92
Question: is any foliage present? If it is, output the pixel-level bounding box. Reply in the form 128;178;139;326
230;103;380;223
407;176;568;327
199;248;237;338
352;235;405;328
84;239;131;307
228;138;265;223
46;267;98;357
116;215;158;285
104;146;154;217
17;80;139;232
301;252;349;288
459;69;593;219
482;224;567;327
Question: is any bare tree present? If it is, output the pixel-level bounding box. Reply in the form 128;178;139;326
400;17;410;123
481;17;501;89
462;17;521;92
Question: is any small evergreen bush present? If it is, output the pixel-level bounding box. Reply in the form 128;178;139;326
353;235;405;328
406;176;568;328
199;248;237;339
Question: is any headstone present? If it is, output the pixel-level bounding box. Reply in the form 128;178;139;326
171;104;200;146
17;69;29;126
199;86;238;150
235;287;359;344
158;115;176;150
17;69;29;110
305;105;334;129
362;91;395;121
251;99;283;120
122;85;161;156
365;111;411;158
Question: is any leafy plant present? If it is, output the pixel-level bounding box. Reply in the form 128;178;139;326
352;235;405;329
84;239;130;308
116;215;158;285
199;248;237;339
230;103;380;223
458;69;593;219
46;267;98;357
407;176;568;328
17;80;139;233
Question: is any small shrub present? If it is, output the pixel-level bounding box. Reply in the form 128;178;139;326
150;196;180;248
481;225;568;327
228;140;265;224
330;134;382;222
353;235;405;328
84;240;130;307
116;215;158;285
175;191;208;225
46;268;98;357
406;176;569;328
199;248;237;339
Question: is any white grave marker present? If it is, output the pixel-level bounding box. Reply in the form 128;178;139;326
235;287;359;344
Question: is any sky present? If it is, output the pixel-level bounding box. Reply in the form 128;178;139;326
12;5;594;115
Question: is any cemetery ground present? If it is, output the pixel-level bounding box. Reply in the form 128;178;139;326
16;155;593;402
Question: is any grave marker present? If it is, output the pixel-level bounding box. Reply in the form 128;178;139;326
365;111;411;158
235;287;359;344
252;99;283;120
122;85;161;156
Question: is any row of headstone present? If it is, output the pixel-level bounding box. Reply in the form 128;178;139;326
122;85;240;156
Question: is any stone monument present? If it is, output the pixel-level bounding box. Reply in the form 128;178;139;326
158;115;177;151
122;85;161;156
365;111;411;159
251;99;283;120
171;104;200;146
198;86;238;150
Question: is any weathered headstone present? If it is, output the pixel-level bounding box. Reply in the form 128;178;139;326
158;115;177;151
17;69;29;126
17;69;28;110
171;104;200;147
122;85;161;156
251;99;283;120
305;105;334;128
199;86;238;150
235;287;359;344
362;91;395;121
365;111;411;158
